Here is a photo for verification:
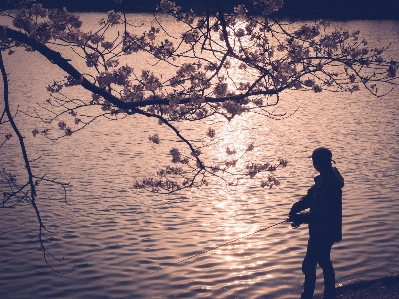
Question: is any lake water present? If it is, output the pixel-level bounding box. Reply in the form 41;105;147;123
1;13;399;299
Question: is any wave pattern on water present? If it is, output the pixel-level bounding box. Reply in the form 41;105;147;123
1;17;399;299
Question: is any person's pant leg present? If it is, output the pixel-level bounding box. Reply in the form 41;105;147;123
301;239;318;299
318;241;335;298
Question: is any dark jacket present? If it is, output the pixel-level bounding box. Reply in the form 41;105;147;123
291;167;344;242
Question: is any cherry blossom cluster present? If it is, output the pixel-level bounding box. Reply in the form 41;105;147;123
246;158;288;178
9;4;82;44
148;133;160;144
133;176;182;193
1;0;397;193
250;0;284;16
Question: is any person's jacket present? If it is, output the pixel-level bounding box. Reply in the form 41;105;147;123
291;167;344;242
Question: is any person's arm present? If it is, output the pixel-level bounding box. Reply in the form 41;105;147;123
289;185;314;215
300;183;341;224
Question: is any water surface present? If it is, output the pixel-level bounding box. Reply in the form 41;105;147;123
1;15;399;299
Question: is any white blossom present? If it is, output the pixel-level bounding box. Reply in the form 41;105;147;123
149;133;160;144
207;128;216;138
58;121;67;130
234;5;248;18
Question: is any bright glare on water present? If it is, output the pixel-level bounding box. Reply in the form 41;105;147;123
0;13;399;299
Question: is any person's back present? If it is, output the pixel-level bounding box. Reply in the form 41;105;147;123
308;166;344;242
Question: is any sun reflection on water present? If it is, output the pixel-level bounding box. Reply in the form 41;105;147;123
212;116;255;163
207;183;264;285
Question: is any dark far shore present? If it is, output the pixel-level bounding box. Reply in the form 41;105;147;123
12;0;399;21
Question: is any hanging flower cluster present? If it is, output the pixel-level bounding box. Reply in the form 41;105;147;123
1;0;397;193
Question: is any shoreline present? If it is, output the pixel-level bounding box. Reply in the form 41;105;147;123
318;274;399;299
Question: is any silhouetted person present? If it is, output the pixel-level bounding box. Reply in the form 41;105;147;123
289;147;344;299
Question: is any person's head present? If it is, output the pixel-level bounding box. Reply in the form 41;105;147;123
311;147;334;172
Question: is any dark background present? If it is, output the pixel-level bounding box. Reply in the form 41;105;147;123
27;0;399;20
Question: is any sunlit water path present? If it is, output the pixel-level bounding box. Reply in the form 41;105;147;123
1;15;399;299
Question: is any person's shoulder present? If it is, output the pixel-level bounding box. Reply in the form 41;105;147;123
331;167;344;188
319;169;344;191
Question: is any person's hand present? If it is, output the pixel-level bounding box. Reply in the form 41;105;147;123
289;202;300;216
288;213;306;224
291;222;301;229
288;213;307;229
